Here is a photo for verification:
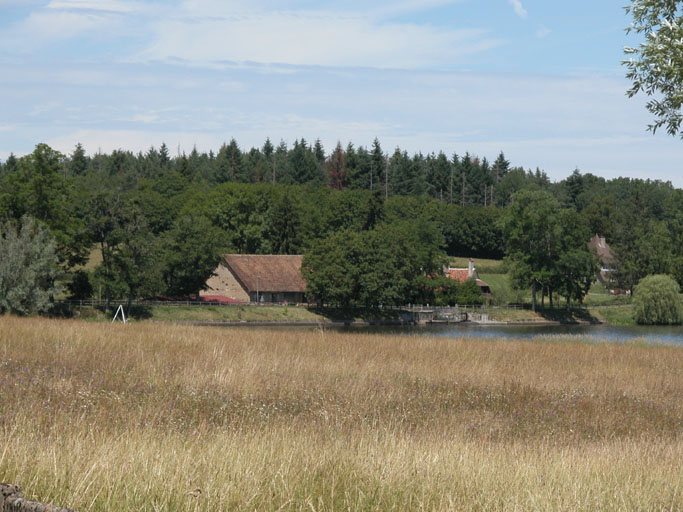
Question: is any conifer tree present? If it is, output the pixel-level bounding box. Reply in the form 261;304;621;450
325;142;347;190
159;142;170;169
370;138;386;194
69;143;88;176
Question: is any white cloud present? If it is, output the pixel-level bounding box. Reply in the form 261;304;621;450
508;0;527;19
137;10;502;69
29;102;61;116
1;9;113;48
0;0;43;5
46;0;145;12
536;25;550;38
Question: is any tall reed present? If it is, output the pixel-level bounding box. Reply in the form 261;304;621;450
1;317;681;510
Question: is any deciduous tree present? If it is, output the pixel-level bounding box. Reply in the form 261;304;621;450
624;1;683;136
633;274;682;324
0;216;58;315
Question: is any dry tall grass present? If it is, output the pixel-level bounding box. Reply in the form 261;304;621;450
0;317;681;511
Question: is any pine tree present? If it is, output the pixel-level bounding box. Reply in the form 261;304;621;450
313;139;325;165
159;142;170;169
351;145;372;191
425;152;451;201
325;142;347;190
227;138;246;182
288;139;323;185
450;153;459;204
344;142;360;189
492;151;509;183
460;153;473;206
371;138;386;195
69;143;88;176
491;151;510;206
272;140;289;184
262;138;274;159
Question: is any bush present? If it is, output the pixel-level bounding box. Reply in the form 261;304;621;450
633;275;682;325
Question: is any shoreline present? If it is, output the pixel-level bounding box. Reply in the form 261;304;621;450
168;318;602;328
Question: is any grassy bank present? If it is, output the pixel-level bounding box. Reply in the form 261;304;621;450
1;317;681;511
60;301;637;326
148;304;324;323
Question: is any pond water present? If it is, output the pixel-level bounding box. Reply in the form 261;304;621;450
327;323;683;346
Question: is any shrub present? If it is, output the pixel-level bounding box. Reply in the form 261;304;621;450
633;274;682;325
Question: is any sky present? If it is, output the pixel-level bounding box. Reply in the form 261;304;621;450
1;0;682;186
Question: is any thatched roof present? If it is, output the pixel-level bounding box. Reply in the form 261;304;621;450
223;254;306;293
588;234;614;265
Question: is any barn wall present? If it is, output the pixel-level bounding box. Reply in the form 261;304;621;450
200;264;250;302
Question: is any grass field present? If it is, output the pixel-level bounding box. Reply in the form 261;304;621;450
1;317;681;511
148;304;324;323
450;257;506;274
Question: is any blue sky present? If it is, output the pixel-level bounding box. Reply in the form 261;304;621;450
1;0;682;186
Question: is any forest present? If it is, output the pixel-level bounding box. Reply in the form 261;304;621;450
0;138;681;312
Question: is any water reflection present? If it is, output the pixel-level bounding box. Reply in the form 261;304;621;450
330;324;683;345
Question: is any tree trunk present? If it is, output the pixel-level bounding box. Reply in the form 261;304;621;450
531;281;537;312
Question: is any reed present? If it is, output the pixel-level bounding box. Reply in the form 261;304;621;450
1;317;681;511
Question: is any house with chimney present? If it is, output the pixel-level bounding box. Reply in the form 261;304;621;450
445;258;492;295
201;254;307;304
588;234;616;287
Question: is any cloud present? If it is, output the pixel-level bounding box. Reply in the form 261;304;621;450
1;9;115;49
137;10;502;69
0;0;43;5
536;25;550;38
46;0;145;12
508;0;527;19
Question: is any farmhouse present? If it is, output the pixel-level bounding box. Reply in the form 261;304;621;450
446;258;492;294
201;254;307;304
588;234;615;285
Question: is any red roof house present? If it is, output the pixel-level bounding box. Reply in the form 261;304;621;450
446;259;491;294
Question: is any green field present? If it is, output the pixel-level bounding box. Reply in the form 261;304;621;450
450;256;506;274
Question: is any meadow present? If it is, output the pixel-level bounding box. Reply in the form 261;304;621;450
0;316;681;511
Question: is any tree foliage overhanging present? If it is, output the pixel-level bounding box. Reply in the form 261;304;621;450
0;138;681;312
624;0;683;137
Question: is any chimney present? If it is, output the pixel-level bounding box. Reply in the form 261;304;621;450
468;258;474;277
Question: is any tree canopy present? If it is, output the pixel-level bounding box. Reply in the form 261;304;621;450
624;0;683;136
0;141;681;309
502;190;598;310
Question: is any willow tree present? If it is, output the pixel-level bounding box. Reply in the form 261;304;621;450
624;1;683;136
0;216;58;315
633;274;682;325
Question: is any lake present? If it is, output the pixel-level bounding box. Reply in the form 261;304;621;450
328;323;683;346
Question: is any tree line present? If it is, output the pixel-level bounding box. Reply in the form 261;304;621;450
0;140;681;314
